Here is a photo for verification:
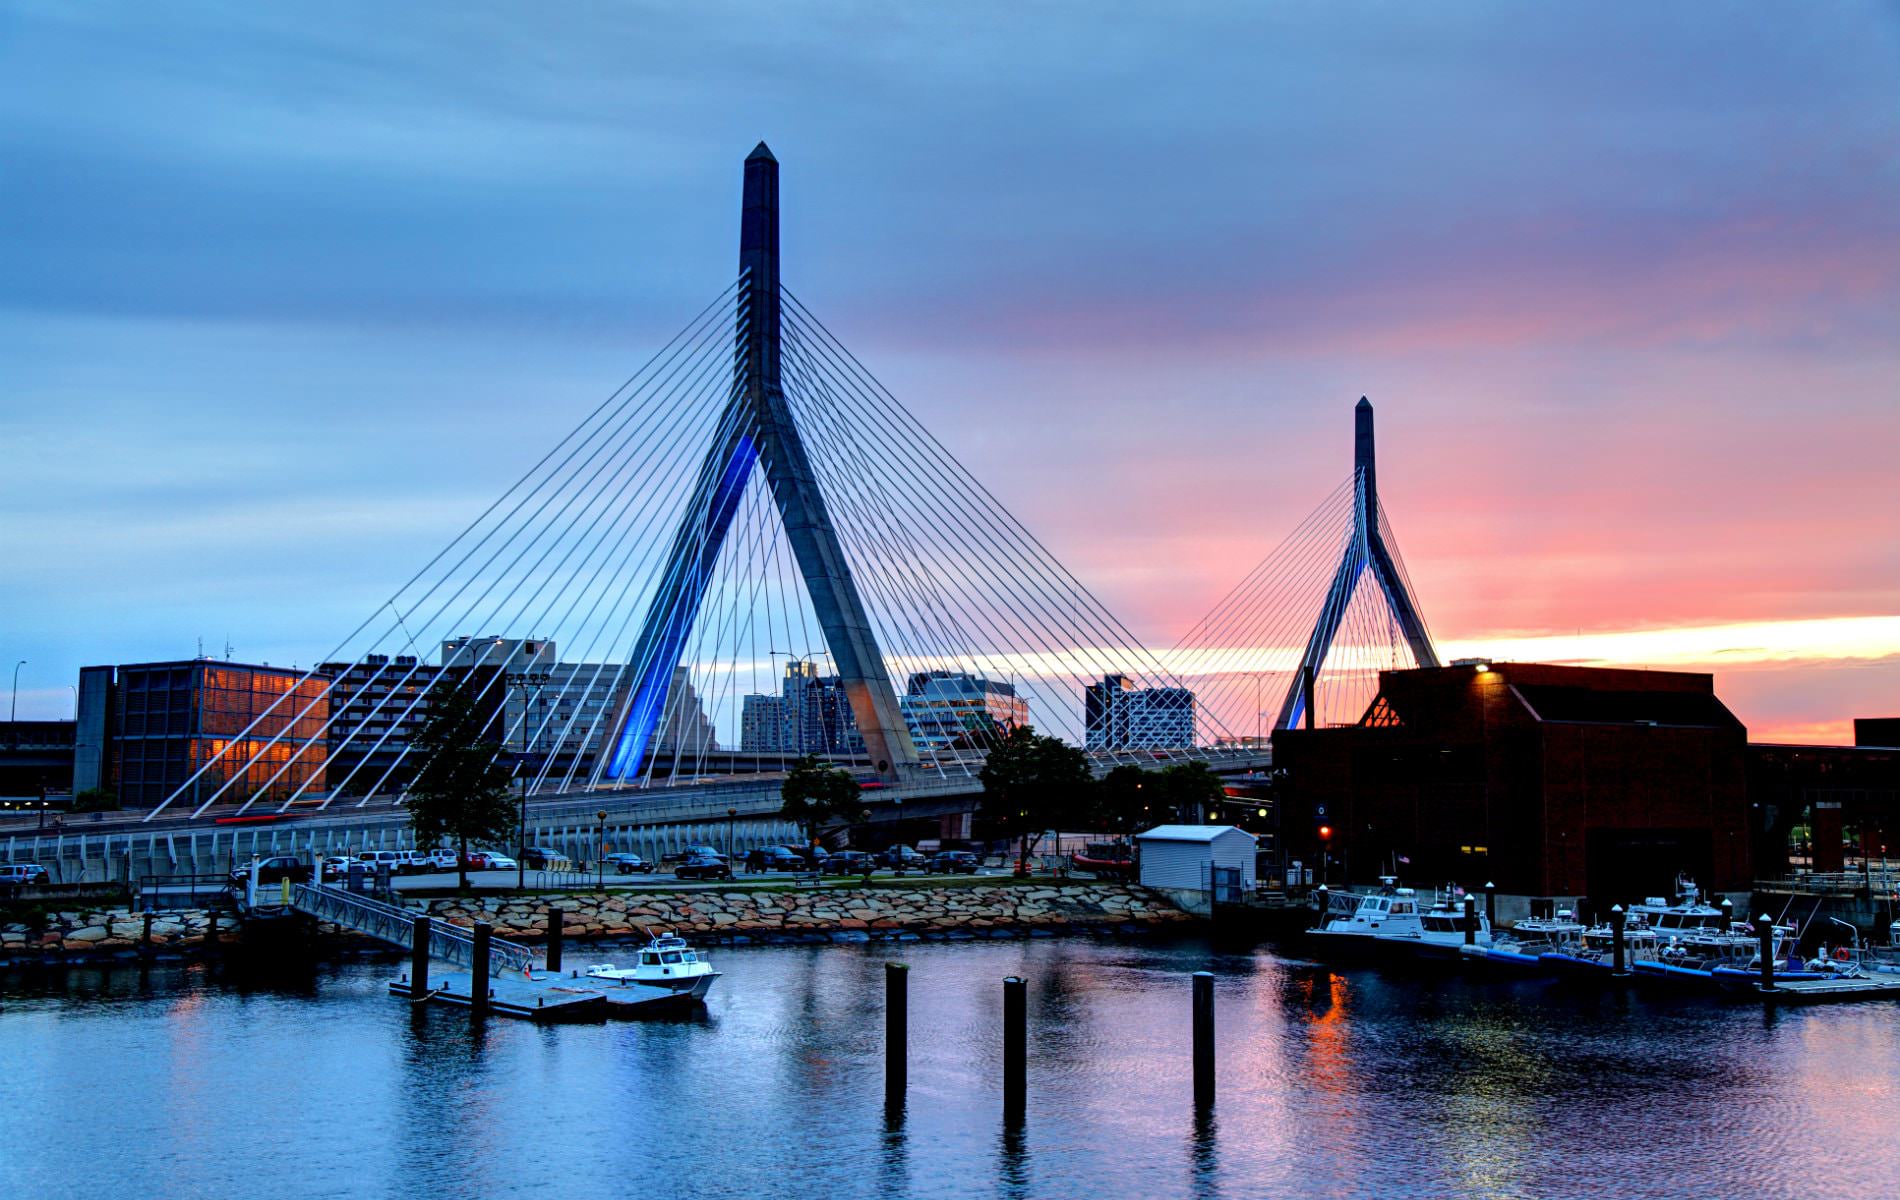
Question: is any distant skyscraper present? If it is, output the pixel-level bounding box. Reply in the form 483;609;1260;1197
739;693;787;752
900;670;1029;751
324;638;715;792
1084;674;1195;750
739;659;863;756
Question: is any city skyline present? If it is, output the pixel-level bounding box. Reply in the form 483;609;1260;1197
3;5;1896;743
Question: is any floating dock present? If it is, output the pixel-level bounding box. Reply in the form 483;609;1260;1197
1758;975;1900;1005
390;969;699;1022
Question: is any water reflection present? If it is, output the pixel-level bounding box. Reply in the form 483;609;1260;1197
1187;1107;1219;1200
4;937;1900;1200
995;1113;1029;1200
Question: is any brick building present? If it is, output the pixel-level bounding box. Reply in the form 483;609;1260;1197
1273;662;1751;917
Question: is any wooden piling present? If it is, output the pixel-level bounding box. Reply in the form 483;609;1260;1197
471;922;493;1017
1757;915;1775;992
1484;881;1496;929
204;906;218;952
1610;906;1628;976
1003;976;1026;1117
546;908;564;973
886;962;908;1098
1192;971;1215;1107
410;915;431;996
1463;896;1477;946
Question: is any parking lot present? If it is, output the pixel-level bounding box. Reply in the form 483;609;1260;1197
390;862;1013;892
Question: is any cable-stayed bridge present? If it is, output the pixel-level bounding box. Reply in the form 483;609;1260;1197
120;144;1437;841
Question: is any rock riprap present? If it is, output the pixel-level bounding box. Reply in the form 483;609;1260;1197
422;881;1185;940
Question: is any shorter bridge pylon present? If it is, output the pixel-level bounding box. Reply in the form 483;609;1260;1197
1274;398;1438;730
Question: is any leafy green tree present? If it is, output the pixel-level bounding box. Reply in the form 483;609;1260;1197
780;755;865;857
1154;761;1228;825
980;724;1093;873
405;683;518;892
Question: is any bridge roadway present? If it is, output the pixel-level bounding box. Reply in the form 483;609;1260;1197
0;751;1272;884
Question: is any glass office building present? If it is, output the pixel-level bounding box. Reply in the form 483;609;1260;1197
79;660;331;808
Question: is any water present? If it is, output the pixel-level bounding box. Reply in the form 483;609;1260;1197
2;936;1896;1199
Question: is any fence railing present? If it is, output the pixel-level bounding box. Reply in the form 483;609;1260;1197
1758;871;1900;896
290;883;533;978
137;874;233;911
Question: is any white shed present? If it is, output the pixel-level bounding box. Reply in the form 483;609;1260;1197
1136;825;1257;909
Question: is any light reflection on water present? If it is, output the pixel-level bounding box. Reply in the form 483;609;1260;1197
2;936;1897;1199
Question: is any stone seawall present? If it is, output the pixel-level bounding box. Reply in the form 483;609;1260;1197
2;883;1190;966
2;908;231;966
423;882;1188;942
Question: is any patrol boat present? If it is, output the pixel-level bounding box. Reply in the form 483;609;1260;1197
1311;878;1493;958
584;931;721;1000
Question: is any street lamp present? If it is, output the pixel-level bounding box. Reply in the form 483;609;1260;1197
596;809;608;894
10;660;24;723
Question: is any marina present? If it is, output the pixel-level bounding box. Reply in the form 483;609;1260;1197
6;934;1900;1199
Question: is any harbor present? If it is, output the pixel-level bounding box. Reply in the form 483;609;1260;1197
6;933;1900;1199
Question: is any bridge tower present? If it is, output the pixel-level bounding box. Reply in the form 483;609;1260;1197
596;145;919;783
1273;397;1439;730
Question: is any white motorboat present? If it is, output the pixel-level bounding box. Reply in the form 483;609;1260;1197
584;932;721;1000
1311;878;1493;957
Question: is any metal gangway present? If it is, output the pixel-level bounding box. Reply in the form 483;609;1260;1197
289;883;533;978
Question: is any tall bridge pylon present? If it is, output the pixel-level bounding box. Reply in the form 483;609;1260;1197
1274;398;1439;730
144;143;1237;822
597;144;916;783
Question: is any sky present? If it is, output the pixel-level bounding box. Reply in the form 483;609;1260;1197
2;2;1896;743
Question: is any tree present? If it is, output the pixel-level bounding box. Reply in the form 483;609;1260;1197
71;787;120;813
1095;764;1154;835
1154;761;1228;825
979;724;1093;873
780;755;865;856
405;683;518;892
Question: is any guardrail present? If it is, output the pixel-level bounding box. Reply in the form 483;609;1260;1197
290;883;533;977
138;874;233;911
1758;871;1900;896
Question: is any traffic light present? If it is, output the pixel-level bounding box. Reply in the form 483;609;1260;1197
1317;824;1333;842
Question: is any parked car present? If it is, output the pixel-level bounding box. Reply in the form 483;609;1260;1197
0;863;51;887
480;854;519;871
229;855;314;886
321;856;372;881
392;850;435;875
879;845;927;870
463;851;501;869
605;852;650;875
826;850;876;875
520;846;564;869
747;846;805;872
928;850;980;875
356;850;404;873
675;854;733;881
426;849;459;871
803;845;831;869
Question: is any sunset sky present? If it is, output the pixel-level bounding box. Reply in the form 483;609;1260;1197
2;4;1896;742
